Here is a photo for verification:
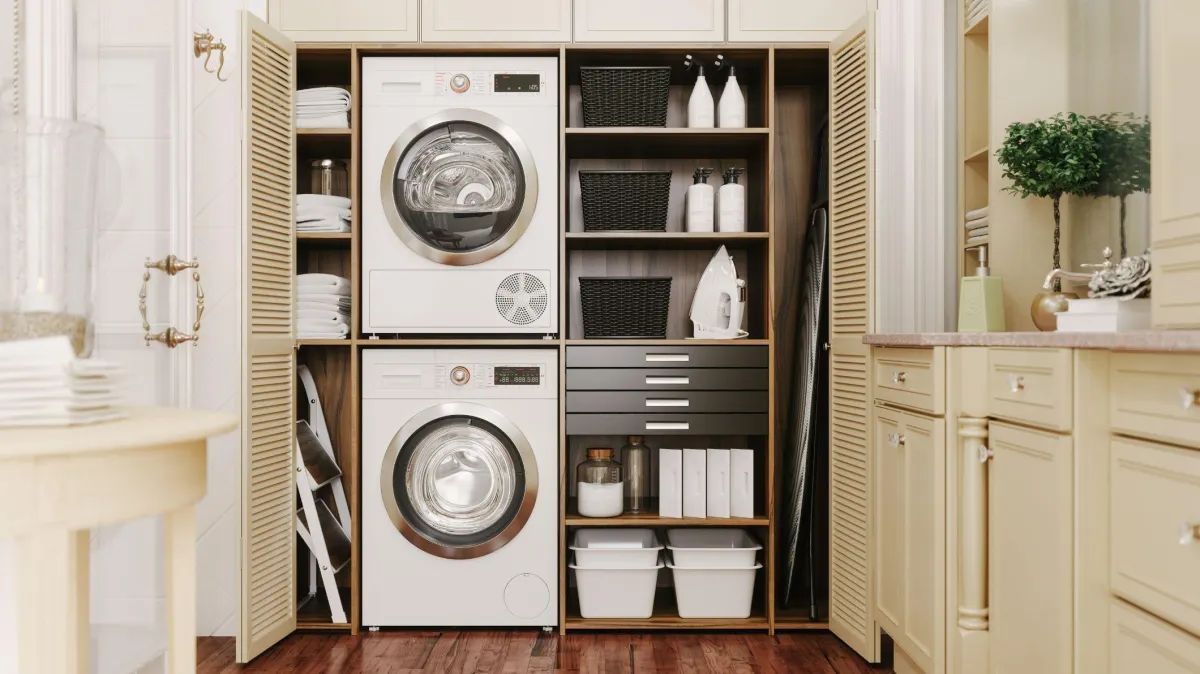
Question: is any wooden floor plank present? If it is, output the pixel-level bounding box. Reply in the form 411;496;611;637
198;631;890;673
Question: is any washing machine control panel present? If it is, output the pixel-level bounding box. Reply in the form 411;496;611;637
433;71;544;97
494;366;541;386
436;364;546;390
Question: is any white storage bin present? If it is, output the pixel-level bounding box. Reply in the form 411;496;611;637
668;562;761;618
571;528;663;567
571;563;663;618
666;528;762;567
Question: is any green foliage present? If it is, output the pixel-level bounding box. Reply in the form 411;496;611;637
1093;113;1151;200
996;112;1105;201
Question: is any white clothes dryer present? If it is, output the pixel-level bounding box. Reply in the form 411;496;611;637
362;349;557;627
362;57;558;334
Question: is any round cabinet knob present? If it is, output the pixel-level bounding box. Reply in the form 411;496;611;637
449;73;471;93
450;366;471;385
1009;374;1025;393
1179;522;1200;546
1179;387;1200;411
892;371;907;384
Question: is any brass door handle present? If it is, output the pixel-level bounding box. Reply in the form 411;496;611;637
140;255;205;348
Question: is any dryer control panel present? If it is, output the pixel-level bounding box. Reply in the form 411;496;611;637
433;71;544;97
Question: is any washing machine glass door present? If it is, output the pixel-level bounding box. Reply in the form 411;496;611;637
382;402;538;559
381;109;538;266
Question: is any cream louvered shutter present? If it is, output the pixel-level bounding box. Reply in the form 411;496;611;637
828;15;878;663
1150;2;1200;328
237;11;296;664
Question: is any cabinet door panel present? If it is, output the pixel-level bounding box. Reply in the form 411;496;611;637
422;0;571;42
267;0;418;42
573;0;724;42
989;421;1072;674
874;408;905;634
728;0;867;43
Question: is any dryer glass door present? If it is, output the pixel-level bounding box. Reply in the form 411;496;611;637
383;406;538;560
381;109;538;266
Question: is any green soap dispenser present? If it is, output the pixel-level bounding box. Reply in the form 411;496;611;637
958;246;1006;332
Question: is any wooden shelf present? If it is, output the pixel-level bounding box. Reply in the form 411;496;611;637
297;339;352;347
565;500;769;527
566;127;769;159
297;232;352;242
359;337;558;347
965;13;989;36
564;589;769;631
963;145;989;163
297;127;351;136
564;338;768;346
566;231;768;250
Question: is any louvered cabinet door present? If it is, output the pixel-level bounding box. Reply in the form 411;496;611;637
1150;2;1200;328
237;11;297;664
828;15;878;663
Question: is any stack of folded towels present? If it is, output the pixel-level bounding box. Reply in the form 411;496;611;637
297;273;351;340
295;87;350;129
0;336;124;427
965;0;989;27
965;206;989;247
296;194;350;234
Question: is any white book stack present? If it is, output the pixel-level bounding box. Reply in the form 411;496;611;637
0;336;124;427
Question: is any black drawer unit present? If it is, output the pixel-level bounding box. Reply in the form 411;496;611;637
566;367;768;391
566;390;769;414
566;413;768;435
566;345;768;369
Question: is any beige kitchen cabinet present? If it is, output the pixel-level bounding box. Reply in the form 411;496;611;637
421;0;571;42
266;0;418;42
727;0;866;43
573;0;725;42
873;405;944;674
988;421;1073;674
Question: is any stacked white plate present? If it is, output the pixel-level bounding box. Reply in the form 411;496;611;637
568;528;663;619
666;528;762;618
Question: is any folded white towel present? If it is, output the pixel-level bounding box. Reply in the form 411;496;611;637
965;218;989;231
297;308;349;324
297;87;350;102
965;206;989;221
296;207;351;222
296;274;351;293
297;194;351;210
297;320;350;337
966;232;989;244
295;292;352;308
296;112;349;129
296;220;351;233
297;298;350;312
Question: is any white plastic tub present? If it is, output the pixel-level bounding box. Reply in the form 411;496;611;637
571;528;663;567
668;562;761;618
571;563;663;618
666;528;762;567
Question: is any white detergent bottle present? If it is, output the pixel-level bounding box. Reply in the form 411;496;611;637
717;167;746;232
717;64;746;128
686;168;715;232
687;65;715;129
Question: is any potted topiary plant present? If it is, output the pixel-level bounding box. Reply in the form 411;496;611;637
996;112;1104;330
1093;113;1150;258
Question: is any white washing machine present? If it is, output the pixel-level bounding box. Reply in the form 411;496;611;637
362;349;558;627
362;57;558;334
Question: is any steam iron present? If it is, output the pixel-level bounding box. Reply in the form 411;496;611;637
690;245;749;339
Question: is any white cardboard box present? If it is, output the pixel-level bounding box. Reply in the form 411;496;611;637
683;448;707;518
706;449;731;518
658;448;683;518
730;448;754;518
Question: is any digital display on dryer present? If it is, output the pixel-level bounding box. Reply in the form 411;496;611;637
494;73;540;93
495;366;541;385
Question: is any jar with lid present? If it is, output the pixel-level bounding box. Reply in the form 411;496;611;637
576;447;623;517
620;435;651;513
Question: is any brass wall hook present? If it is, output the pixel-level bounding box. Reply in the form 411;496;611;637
193;29;228;82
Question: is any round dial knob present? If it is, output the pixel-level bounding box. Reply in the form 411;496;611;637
449;73;471;93
450;366;471;385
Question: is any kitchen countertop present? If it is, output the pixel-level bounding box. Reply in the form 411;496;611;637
864;331;1200;352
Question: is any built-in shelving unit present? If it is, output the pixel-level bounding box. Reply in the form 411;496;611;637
959;0;990;278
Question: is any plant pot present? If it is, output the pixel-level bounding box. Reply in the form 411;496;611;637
1030;290;1078;332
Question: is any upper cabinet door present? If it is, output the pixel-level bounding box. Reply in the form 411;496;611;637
1150;1;1200;328
267;0;418;42
573;0;725;42
728;0;867;43
422;0;571;42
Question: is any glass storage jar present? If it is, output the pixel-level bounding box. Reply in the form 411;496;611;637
576;447;623;518
621;435;652;513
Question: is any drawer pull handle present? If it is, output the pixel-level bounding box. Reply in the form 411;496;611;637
646;399;689;408
1008;374;1025;393
892;371;907;384
646;353;689;363
1179;388;1200;411
646;376;689;385
977;445;994;463
646;421;689;431
1180;522;1200;546
887;432;906;447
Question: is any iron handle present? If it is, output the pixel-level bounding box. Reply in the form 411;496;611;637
645;376;689;385
140;256;204;348
646;399;689;408
645;353;689;363
646;421;689;431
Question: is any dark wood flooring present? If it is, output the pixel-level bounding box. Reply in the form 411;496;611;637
198;631;891;673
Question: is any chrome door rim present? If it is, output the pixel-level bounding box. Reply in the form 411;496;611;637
379;109;539;266
380;402;539;559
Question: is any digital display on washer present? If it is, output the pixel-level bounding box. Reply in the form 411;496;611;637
494;73;540;93
495;366;541;385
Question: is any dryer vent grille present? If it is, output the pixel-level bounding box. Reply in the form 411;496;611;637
495;273;549;326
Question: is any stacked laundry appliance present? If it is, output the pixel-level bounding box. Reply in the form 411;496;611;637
295;273;351;340
295;87;351;129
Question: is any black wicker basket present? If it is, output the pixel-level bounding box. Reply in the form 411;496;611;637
579;170;672;231
579;66;671;127
579;277;672;339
